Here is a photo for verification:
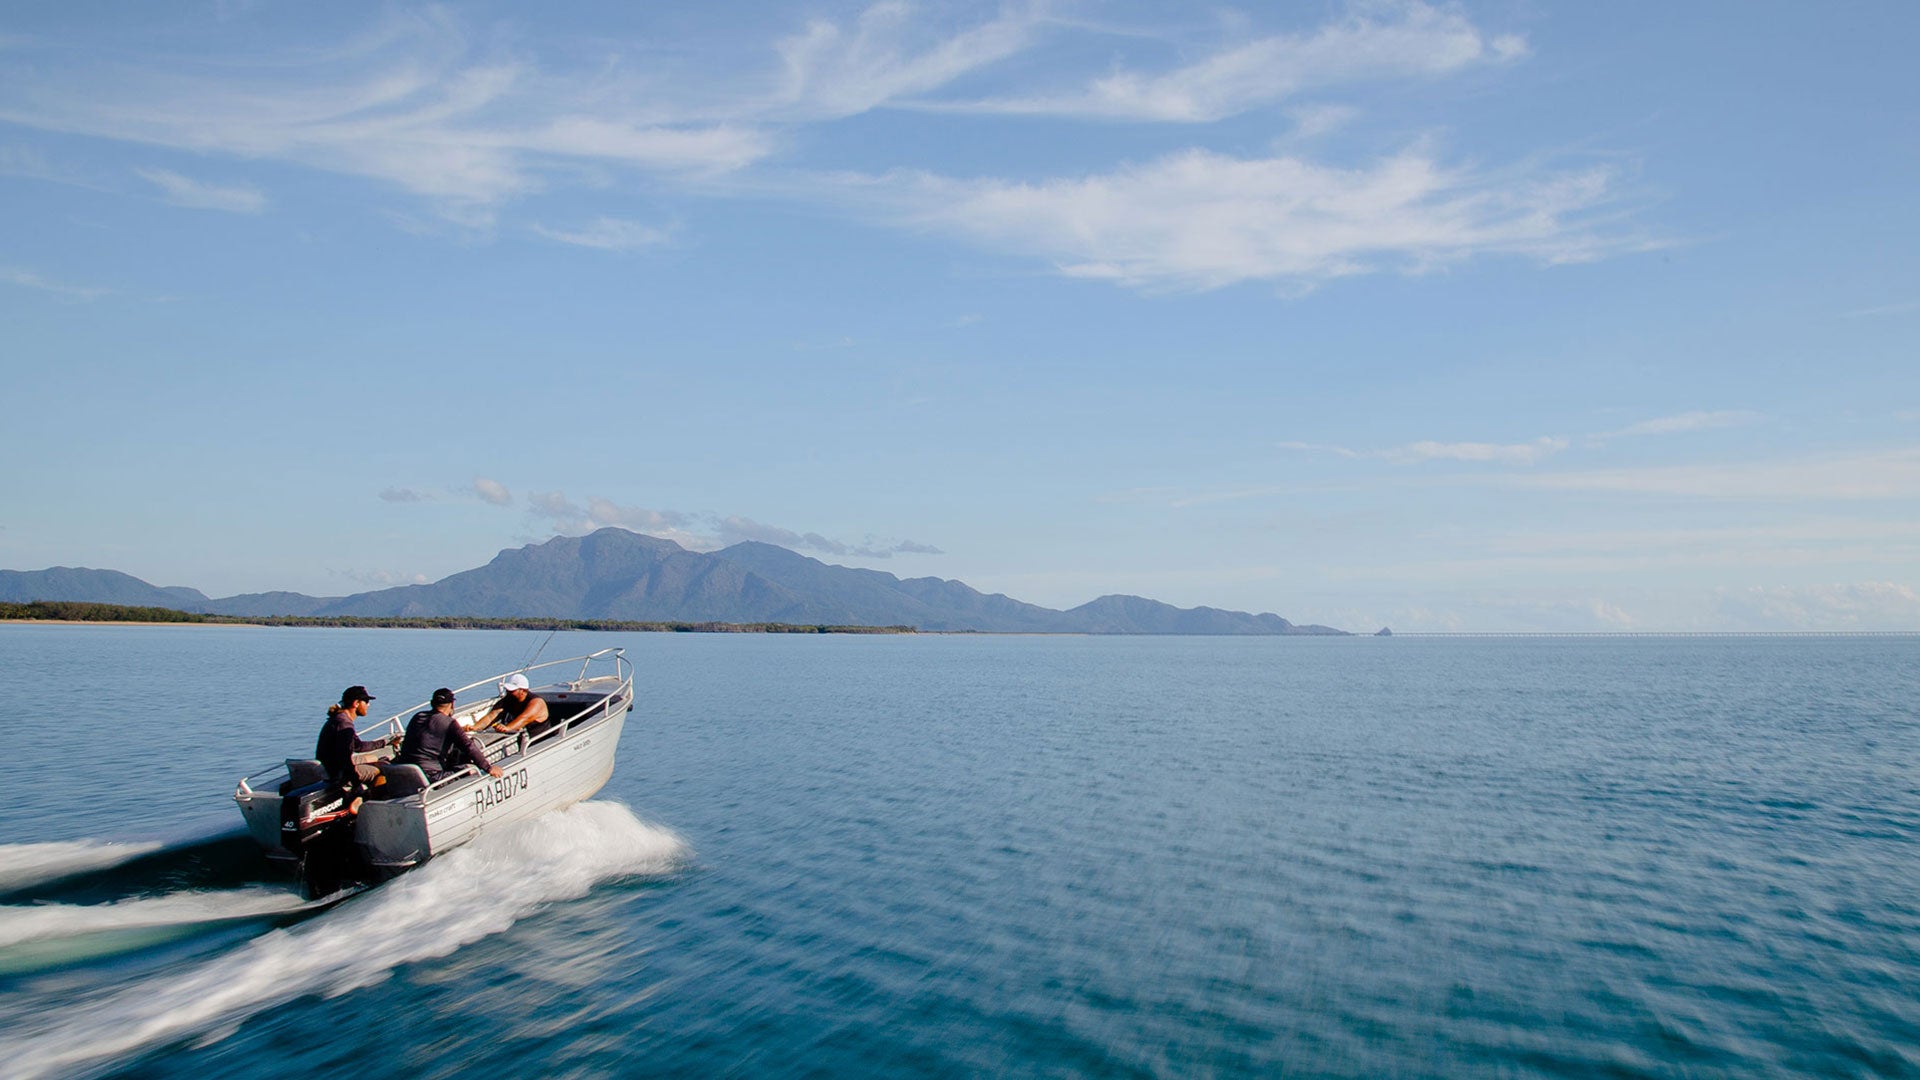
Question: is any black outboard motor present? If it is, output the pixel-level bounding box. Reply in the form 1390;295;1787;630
279;781;363;899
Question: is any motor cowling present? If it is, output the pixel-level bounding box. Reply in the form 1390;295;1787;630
280;781;360;898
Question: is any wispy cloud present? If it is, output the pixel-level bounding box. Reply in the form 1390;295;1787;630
1279;434;1568;465
526;491;705;549
711;514;944;558
0;144;102;189
1278;412;1759;471
472;477;512;506
1589;409;1762;442
0;265;107;299
135;167;266;213
0;9;773;218
1711;581;1920;630
1320;582;1920;633
0;3;1656;290
520;491;941;559
1498;446;1920;500
939;2;1524;121
1842;299;1919;318
378;487;435;503
531;217;673;251
1384;437;1568;465
773;2;1047;120
860;148;1637;291
1483;518;1920;559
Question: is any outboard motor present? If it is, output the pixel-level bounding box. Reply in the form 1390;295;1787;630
279;781;362;899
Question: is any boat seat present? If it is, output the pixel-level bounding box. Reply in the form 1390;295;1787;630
281;759;327;794
377;762;431;799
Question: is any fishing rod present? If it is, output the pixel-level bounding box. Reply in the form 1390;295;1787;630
518;625;560;673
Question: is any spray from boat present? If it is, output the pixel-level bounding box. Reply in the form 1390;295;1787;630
0;801;685;1080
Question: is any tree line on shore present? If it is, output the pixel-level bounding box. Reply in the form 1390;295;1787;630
0;600;915;634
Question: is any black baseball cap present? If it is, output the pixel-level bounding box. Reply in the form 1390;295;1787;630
431;687;457;706
340;686;375;705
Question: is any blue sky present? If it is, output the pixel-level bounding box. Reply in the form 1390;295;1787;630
2;1;1916;631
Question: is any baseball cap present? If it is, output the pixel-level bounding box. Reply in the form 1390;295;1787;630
340;685;375;705
500;673;530;693
430;687;457;706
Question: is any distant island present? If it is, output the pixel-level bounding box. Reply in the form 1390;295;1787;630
0;600;913;634
0;528;1347;636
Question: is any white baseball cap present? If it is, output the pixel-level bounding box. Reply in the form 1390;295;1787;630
500;673;530;693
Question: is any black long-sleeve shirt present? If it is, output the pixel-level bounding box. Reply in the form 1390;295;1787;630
316;708;384;784
396;708;493;780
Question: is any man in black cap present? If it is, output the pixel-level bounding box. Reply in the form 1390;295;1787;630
397;688;505;783
316;686;395;807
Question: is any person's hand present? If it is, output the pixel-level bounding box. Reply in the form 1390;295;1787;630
489;766;504;778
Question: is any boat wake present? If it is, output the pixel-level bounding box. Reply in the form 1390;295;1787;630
0;801;684;1080
0;840;165;895
0;888;308;951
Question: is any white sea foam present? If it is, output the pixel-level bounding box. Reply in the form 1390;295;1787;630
0;801;684;1080
0;841;166;894
0;888;307;950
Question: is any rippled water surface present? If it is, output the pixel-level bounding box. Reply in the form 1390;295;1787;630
2;626;1918;1078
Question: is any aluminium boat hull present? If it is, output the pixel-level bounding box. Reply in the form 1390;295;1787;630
234;650;633;885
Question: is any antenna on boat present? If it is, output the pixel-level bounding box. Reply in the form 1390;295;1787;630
519;625;560;673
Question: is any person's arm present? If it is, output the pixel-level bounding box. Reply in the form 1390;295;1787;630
455;724;504;778
495;697;549;733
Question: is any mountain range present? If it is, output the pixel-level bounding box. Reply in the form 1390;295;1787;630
0;528;1346;634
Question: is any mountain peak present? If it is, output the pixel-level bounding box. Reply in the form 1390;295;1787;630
4;531;1347;634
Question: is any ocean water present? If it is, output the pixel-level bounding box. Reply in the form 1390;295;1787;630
0;625;1917;1079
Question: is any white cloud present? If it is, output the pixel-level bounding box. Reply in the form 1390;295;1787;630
773;2;1046;120
135;167;266;213
1484;518;1920;559
712;515;942;558
1277;435;1567;465
0;10;773;217
585;498;695;535
1843;299;1919;318
946;2;1523;122
1384;437;1568;465
531;217;673;251
1499;447;1920;500
1287;104;1359;139
472;477;512;506
378;487;434;503
870;148;1635;291
0;4;1657;292
1319;582;1920;633
525;491;707;548
1710;582;1920;630
1589;409;1762;441
518;491;939;558
0;265;107;299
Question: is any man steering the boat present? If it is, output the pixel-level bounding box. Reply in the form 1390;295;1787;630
474;672;550;735
397;688;505;782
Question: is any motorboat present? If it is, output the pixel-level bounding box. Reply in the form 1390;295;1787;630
234;647;632;896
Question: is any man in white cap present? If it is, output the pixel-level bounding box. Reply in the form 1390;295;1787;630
476;671;550;735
